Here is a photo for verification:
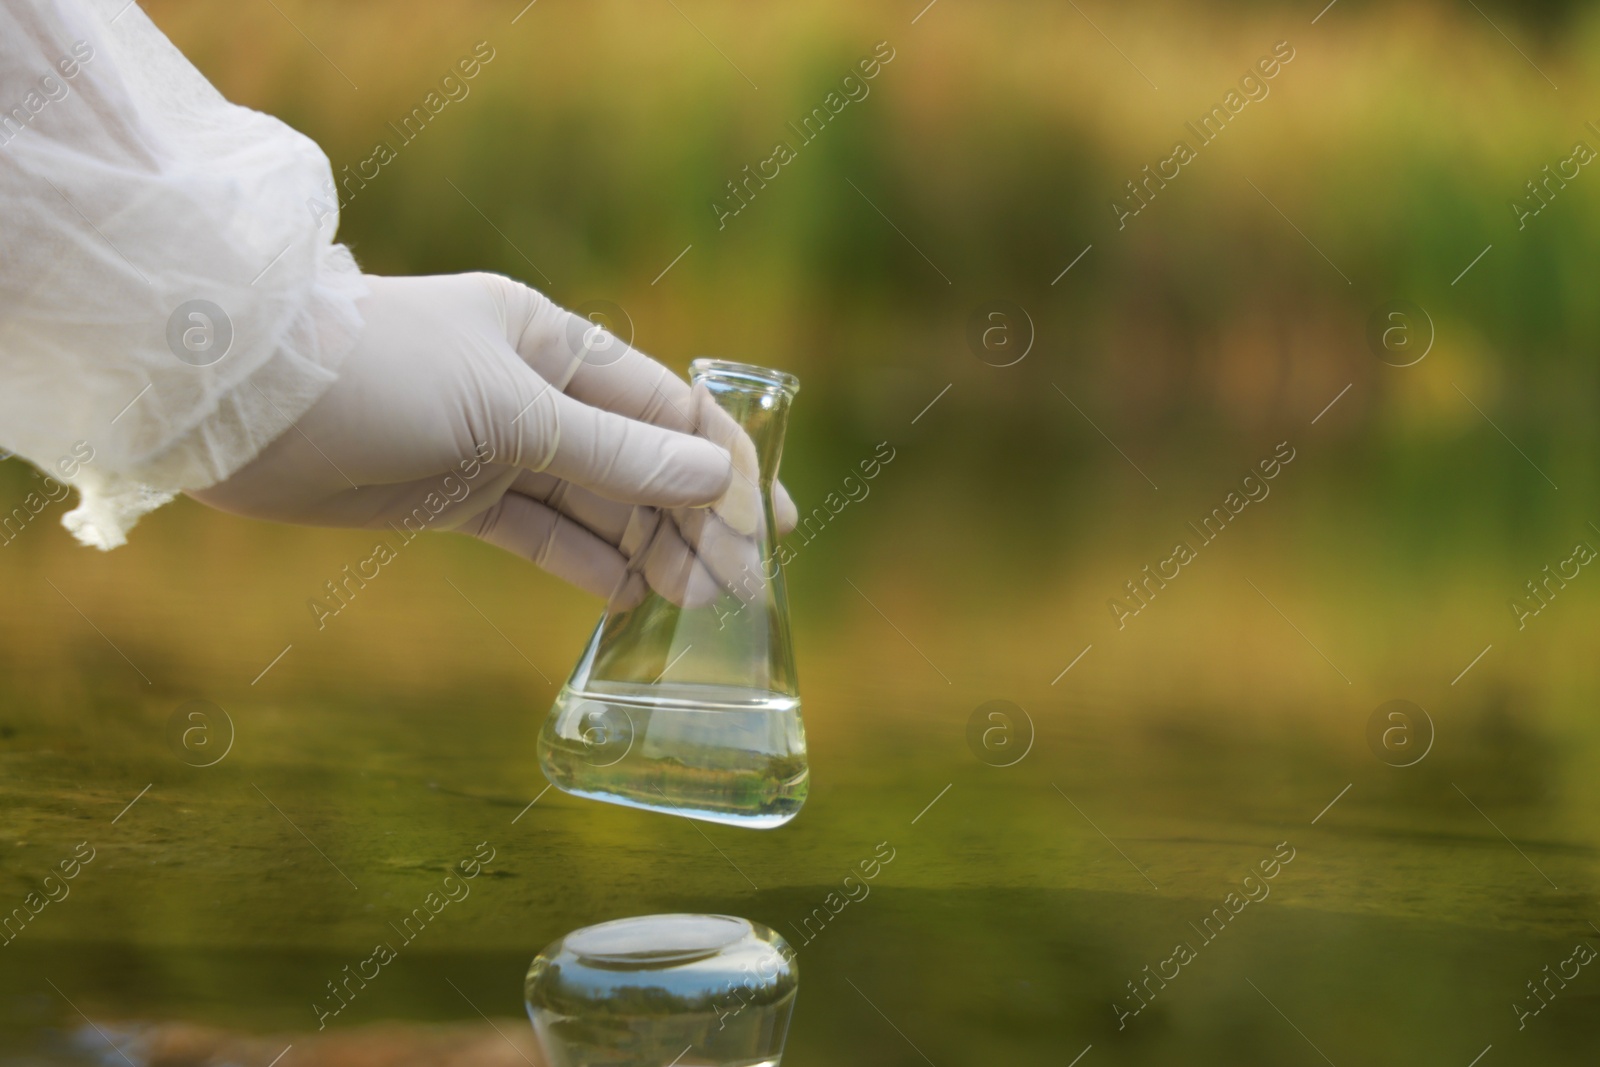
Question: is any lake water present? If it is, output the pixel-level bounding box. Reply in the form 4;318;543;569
1;638;1595;1065
1;444;1597;1066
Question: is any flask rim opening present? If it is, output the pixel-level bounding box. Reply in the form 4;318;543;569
690;358;800;397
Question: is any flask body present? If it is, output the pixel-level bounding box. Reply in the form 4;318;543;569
539;360;806;828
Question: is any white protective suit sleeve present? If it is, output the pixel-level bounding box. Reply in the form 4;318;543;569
0;0;368;548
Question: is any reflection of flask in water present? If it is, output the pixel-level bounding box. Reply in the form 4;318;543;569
525;914;798;1067
538;360;806;828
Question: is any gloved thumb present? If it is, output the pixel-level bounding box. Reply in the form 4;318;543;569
497;368;734;509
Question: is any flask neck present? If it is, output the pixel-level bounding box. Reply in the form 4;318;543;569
690;360;798;484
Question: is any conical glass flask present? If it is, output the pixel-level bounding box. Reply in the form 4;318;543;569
538;359;805;828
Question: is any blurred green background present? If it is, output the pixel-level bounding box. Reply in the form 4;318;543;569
3;0;1599;1063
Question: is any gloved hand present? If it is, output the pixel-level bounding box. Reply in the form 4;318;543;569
189;272;798;605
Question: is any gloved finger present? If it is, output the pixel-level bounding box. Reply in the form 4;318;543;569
491;273;696;429
689;383;763;535
510;470;638;548
501;368;733;509
615;380;798;535
487;275;800;533
588;365;799;538
680;382;797;536
634;510;725;609
512;470;795;566
515;472;702;597
510;471;775;607
774;482;798;535
459;492;645;603
504;470;721;608
605;371;797;536
671;504;766;599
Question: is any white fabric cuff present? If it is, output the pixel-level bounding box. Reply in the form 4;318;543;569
62;244;369;549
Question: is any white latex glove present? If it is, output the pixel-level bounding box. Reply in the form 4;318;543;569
190;273;797;604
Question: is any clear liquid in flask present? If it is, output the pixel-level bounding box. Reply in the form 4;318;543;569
539;681;807;829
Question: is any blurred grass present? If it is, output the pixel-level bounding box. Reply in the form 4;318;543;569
0;0;1592;733
4;0;1600;816
122;0;1600;531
